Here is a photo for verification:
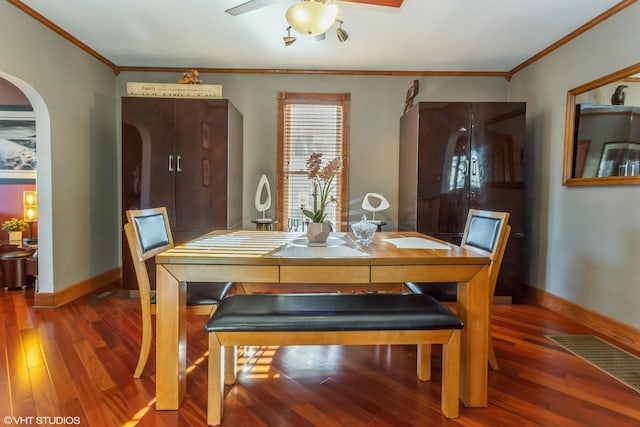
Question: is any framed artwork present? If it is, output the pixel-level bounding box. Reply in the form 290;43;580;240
0;109;36;182
597;141;640;177
201;122;211;149
202;158;210;187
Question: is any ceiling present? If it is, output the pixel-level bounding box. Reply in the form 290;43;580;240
14;0;627;73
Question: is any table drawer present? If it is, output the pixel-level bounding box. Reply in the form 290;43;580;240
280;266;369;283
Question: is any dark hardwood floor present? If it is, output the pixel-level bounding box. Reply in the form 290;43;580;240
1;285;639;426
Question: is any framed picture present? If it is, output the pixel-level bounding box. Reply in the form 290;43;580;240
0;110;36;182
202;158;210;187
201;122;211;149
597;141;640;177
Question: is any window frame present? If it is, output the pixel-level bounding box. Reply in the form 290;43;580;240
277;92;350;231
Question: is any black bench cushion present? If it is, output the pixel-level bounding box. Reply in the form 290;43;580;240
206;293;463;332
151;281;234;306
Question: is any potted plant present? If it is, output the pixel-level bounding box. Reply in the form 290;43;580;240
302;152;342;243
2;217;28;243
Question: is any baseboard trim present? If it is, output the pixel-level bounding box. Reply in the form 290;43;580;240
526;285;640;351
33;268;120;308
493;295;512;305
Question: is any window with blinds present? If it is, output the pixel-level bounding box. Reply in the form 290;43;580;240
277;93;350;231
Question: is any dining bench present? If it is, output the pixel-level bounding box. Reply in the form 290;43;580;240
205;293;464;425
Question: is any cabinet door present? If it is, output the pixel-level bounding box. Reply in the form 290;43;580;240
416;102;471;237
121;97;175;289
469;103;525;233
122;98;176;221
173;99;229;235
471;102;527;297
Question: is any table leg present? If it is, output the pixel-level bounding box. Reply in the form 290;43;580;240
155;265;187;410
456;264;489;407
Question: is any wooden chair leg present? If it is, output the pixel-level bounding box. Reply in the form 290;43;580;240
441;330;460;418
224;345;237;385
488;337;500;371
208;334;224;426
416;344;432;381
134;305;152;378
487;309;500;371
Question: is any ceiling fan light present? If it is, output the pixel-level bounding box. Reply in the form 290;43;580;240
336;21;348;42
286;1;338;36
283;26;297;46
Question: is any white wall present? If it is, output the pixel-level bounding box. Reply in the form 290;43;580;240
0;2;118;292
5;0;638;332
116;72;508;230
510;2;640;328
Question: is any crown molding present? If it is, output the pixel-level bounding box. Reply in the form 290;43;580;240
116;66;510;78
8;0;637;80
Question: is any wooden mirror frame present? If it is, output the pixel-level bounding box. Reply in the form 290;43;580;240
562;62;640;186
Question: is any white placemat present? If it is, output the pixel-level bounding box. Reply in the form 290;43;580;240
274;234;368;258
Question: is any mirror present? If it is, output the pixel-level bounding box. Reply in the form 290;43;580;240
563;62;640;186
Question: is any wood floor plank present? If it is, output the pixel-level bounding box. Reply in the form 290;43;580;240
2;285;640;426
34;311;82;406
12;290;36;330
28;362;59;418
0;348;13;418
4;305;33;407
73;340;116;392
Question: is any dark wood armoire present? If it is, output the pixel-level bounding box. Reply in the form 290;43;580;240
399;102;527;299
121;97;243;289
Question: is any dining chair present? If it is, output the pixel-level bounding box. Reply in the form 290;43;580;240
124;207;234;378
404;209;511;371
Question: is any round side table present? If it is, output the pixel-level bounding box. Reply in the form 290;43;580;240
2;250;34;290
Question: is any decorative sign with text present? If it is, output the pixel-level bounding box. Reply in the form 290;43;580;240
126;82;222;98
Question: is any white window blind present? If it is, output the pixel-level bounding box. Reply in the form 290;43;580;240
278;94;349;231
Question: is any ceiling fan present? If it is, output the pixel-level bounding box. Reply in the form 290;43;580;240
225;0;403;16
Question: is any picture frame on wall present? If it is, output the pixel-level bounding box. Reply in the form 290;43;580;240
0;109;36;182
597;141;640;177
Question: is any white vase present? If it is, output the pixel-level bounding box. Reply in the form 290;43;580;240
8;231;22;243
306;222;331;244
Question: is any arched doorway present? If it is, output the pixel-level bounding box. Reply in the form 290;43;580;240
0;71;53;294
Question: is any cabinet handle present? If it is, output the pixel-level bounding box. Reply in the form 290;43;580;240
168;155;174;171
176;155;182;172
471;158;478;176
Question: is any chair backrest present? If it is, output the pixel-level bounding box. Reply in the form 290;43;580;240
125;207;174;262
460;209;511;295
124;207;174;300
460;209;509;259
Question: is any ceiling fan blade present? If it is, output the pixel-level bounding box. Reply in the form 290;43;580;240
339;0;403;7
225;0;281;16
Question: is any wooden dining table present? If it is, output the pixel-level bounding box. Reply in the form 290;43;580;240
153;230;490;411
